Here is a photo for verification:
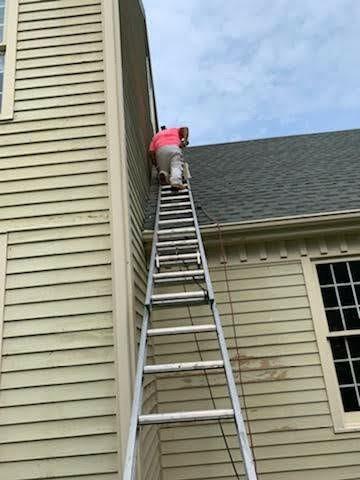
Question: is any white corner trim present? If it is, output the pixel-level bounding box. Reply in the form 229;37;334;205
101;0;135;470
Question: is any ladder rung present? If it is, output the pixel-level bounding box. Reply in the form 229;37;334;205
144;360;224;374
151;291;207;305
156;239;198;248
153;269;204;283
157;253;199;262
161;202;191;209
160;194;189;202
159;209;193;216
162;189;189;195
139;409;234;425
147;324;216;336
158;218;194;226
157;227;196;236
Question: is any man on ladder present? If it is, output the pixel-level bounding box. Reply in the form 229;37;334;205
149;125;189;190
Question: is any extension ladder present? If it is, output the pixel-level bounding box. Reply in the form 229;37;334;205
123;180;257;480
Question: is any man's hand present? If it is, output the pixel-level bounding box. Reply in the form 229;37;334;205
180;138;189;148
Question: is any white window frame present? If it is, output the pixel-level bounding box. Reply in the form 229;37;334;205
0;0;18;121
303;256;360;432
0;235;6;380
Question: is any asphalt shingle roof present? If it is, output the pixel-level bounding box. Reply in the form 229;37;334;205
144;128;360;229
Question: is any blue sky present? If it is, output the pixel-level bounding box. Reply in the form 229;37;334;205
142;0;360;146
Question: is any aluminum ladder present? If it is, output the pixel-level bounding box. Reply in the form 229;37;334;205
123;180;257;479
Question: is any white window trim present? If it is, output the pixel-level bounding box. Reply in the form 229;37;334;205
303;256;360;432
0;0;18;121
0;235;7;380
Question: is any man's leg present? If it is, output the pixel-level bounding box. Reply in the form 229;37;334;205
170;149;185;190
155;148;171;185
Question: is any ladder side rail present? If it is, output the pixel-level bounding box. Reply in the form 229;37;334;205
187;179;257;480
186;179;215;301
123;189;162;480
212;302;258;479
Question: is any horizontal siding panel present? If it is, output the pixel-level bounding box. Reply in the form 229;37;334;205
7;223;110;244
7;235;110;259
17;14;102;31
17;52;102;70
6;265;111;289
0;137;106;159
3;312;112;338
19;5;101;22
3;328;113;355
0;159;106;180
16;70;103;88
15;80;104;99
17;22;102;41
0;433;117;462
0;198;108;221
1;363;115;389
0;185;108;208
17;41;102;59
0;397;115;425
0;415;116;444
15;92;104;111
18;33;103;51
16;61;103;79
5;278;112;304
0;211;109;235
0;116;105;137
19;0;100;12
0;453;117;480
7;249;111;274
2;346;114;372
0;380;116;407
4;295;112;321
13;103;105;121
0;172;107;195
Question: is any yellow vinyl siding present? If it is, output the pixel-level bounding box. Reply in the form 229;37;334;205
151;233;360;479
0;1;119;478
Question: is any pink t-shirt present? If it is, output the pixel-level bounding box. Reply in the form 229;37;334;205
149;128;180;152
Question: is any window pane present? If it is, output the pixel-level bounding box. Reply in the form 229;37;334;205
340;387;360;411
347;336;360;358
338;286;355;306
330;337;347;360
325;309;343;331
353;361;360;383
335;361;353;385
350;261;360;282
355;285;360;304
317;264;333;285
321;287;338;307
333;262;350;283
343;308;360;330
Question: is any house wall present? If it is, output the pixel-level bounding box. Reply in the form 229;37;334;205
0;0;156;479
151;228;360;479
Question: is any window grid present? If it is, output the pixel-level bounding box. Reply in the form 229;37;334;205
317;260;360;412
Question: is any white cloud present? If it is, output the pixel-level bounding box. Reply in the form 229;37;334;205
143;0;360;145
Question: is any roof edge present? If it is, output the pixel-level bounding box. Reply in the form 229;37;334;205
143;208;360;244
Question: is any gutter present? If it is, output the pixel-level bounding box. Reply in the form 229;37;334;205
143;209;360;246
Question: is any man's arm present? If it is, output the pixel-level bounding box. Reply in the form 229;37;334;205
179;127;189;147
149;150;157;167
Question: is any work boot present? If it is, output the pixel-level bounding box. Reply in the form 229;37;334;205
170;183;186;191
159;171;169;185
